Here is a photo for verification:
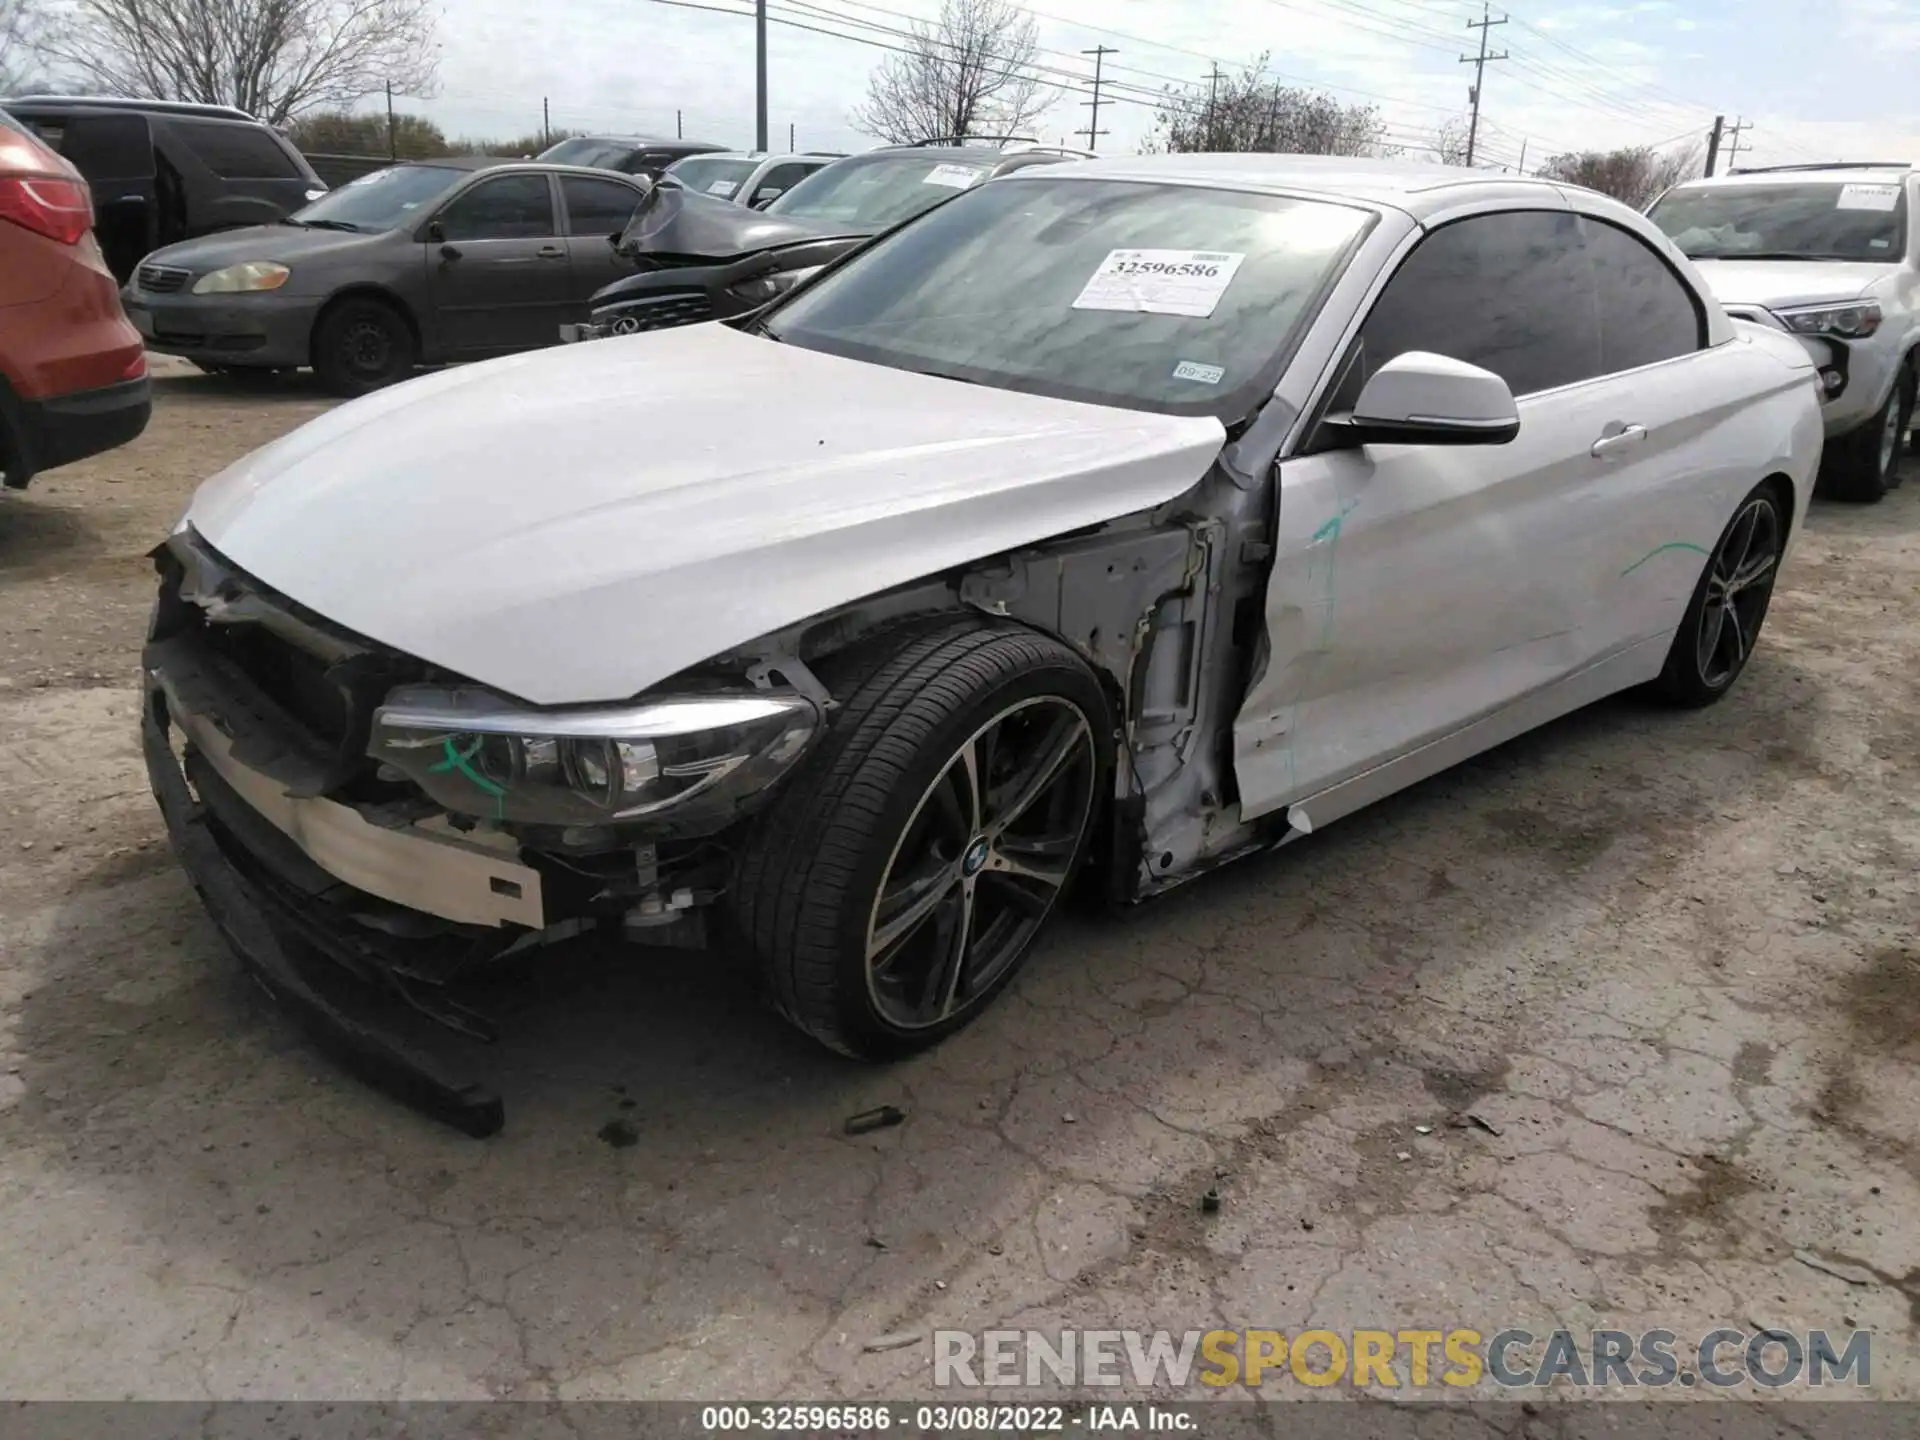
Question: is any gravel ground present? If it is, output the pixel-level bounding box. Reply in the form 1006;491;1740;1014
0;358;1916;1404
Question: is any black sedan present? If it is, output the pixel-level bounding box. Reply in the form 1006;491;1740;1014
122;157;652;394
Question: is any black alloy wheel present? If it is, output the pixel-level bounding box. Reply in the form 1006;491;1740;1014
1654;482;1785;707
731;619;1111;1059
863;694;1097;1032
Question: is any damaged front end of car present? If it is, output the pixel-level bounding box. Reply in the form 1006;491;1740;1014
141;528;830;1135
558;179;854;343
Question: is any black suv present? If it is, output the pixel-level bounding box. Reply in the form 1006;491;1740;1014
533;134;727;179
0;95;326;282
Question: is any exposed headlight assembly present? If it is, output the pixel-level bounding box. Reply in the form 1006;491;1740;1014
192;261;292;294
1775;300;1881;339
368;686;821;836
727;264;822;305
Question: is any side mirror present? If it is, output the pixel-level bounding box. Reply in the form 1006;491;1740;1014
426;217;444;243
1332;351;1519;447
607;230;623;250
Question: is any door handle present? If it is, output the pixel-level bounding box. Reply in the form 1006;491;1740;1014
536;245;565;259
439;243;462;261
1590;423;1647;458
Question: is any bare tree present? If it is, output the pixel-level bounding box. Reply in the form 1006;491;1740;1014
1537;142;1704;210
1147;55;1385;157
851;0;1054;145
1;0;42;91
38;0;439;125
1429;116;1472;166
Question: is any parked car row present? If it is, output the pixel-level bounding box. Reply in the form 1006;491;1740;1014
135;149;1856;1132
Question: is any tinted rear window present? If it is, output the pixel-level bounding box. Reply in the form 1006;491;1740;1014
168;117;304;179
1650;181;1908;262
538;138;633;169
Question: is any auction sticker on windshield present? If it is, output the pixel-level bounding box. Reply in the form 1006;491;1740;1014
1072;250;1247;318
1837;184;1899;212
923;164;983;188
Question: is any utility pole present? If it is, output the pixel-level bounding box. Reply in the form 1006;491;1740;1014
789;121;795;152
755;0;769;152
542;96;550;148
1720;116;1752;172
1516;137;1527;174
1078;46;1116;152
676;109;683;139
1204;62;1223;151
1460;1;1508;167
385;80;395;160
1703;115;1725;176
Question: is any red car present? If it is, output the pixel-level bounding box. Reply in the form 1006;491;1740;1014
0;106;150;490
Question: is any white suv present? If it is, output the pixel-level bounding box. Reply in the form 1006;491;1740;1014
1650;163;1918;501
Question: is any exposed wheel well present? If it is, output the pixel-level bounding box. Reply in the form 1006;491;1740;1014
311;287;422;365
1758;471;1798;540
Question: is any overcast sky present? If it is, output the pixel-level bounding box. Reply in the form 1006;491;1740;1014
408;0;1920;172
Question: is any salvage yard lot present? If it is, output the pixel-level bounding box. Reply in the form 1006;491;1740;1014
0;360;1917;1401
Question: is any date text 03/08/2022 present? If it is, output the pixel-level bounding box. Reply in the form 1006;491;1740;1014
699;1404;1191;1433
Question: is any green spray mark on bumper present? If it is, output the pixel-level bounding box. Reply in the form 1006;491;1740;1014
1620;541;1709;578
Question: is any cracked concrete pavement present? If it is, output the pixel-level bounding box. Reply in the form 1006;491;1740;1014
0;362;1916;1402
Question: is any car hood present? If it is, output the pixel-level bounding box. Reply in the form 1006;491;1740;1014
184;325;1226;706
1689;258;1892;311
620;181;850;262
141;223;384;274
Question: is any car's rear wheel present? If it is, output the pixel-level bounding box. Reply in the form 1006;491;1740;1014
730;619;1108;1059
1652;481;1786;708
1823;371;1913;503
312;297;416;397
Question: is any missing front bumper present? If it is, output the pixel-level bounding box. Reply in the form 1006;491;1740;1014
143;684;508;1137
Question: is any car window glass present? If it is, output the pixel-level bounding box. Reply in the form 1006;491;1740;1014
1649;182;1908;262
437;174;556;240
561;174;642;234
171;118;303;179
765;154;992;229
767;177;1370;420
668;155;759;198
1356;209;1600;398
757;162;812;195
54;112;155;180
1580;216;1703;372
538;138;630;169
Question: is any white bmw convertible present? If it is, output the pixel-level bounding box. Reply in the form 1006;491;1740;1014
143;154;1822;1132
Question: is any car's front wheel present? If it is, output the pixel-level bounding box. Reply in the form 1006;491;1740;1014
311;297;417;397
731;619;1109;1059
1652;480;1787;708
1823;370;1913;502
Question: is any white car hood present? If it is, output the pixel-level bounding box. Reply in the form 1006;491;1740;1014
1690;258;1890;311
186;325;1225;705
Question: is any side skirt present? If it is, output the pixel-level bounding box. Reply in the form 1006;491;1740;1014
1282;633;1672;838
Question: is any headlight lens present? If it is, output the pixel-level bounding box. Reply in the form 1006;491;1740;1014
192;261;292;294
1776;300;1881;339
727;264;822;305
368;686;821;835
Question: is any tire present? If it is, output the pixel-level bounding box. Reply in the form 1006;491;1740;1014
1651;481;1787;708
311;297;416;397
1822;370;1913;503
730;618;1111;1059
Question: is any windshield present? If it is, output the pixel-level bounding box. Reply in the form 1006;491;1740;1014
668;155;759;199
1649;181;1908;261
762;178;1371;419
537;137;634;169
765;153;993;231
289;164;462;231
